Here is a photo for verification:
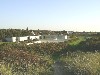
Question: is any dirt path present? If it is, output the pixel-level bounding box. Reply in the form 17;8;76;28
53;61;66;75
53;61;74;75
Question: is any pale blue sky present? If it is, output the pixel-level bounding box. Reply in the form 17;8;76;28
0;0;100;31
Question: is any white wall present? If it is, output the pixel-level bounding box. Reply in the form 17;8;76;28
39;35;68;43
65;35;67;39
40;35;67;40
5;36;40;42
29;36;39;40
12;37;17;42
5;35;68;43
17;36;28;41
40;35;57;40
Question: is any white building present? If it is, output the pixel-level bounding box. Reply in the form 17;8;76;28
17;36;28;42
5;37;16;42
5;35;40;42
29;36;40;40
39;34;68;43
5;34;68;43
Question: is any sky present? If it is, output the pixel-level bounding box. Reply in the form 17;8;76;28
0;0;100;32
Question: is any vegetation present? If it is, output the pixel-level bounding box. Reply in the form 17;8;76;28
60;51;100;75
68;36;85;45
0;29;100;75
0;42;67;75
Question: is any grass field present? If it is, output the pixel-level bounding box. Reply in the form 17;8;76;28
69;36;86;45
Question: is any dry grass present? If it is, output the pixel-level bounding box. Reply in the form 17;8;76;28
60;51;100;75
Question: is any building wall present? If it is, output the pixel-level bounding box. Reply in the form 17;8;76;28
5;38;12;42
16;36;40;42
65;35;67;39
5;35;68;43
5;36;40;42
40;35;58;40
29;36;40;40
39;35;68;43
17;36;28;41
12;37;17;42
5;37;16;42
40;35;67;39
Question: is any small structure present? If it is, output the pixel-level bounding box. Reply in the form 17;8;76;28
17;36;28;42
5;34;68;43
5;35;40;42
29;36;40;40
39;34;68;43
